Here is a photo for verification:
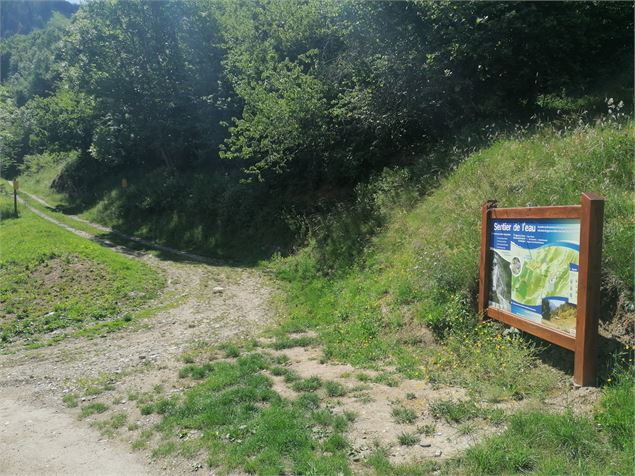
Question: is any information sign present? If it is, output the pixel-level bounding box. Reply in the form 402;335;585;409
478;194;604;386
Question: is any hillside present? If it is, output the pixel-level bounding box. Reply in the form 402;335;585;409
0;0;77;39
272;120;634;369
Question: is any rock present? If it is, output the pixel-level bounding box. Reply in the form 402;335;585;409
212;287;224;294
420;443;432;447
434;450;443;457
138;355;146;360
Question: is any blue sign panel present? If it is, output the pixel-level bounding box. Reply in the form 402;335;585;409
488;219;580;335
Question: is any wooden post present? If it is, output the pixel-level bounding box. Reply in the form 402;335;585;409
478;200;496;318
574;193;604;386
12;179;18;216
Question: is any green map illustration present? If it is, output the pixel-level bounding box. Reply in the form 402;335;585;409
512;246;578;306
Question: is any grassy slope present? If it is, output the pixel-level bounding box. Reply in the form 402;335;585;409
272;121;633;370
0;193;164;346
269;121;634;473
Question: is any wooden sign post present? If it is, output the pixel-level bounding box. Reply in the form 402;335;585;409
12;179;18;216
479;193;604;387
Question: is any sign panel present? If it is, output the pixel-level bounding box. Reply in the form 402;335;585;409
478;193;604;387
488;218;580;335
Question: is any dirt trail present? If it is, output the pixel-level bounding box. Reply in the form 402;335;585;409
0;192;274;475
1;391;157;476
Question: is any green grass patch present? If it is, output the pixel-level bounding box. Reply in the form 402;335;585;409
461;410;621;475
0;194;163;345
153;353;351;475
62;393;78;408
292;376;322;392
270;335;316;350
397;431;419;446
79;402;108;419
391;404;417;424
324;380;347;397
429;399;480;424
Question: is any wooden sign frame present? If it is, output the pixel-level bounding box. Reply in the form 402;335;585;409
478;193;604;386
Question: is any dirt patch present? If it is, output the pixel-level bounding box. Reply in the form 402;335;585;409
0;390;158;476
31;255;105;288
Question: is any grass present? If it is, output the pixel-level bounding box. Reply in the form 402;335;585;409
79;402;108;419
417;423;436;437
429;399;480;424
324;380;347;397
397;431;419;446
0;193;163;346
292;376;322;392
150;353;352;475
270;335;316;350
62;393;78;408
391;404;417;424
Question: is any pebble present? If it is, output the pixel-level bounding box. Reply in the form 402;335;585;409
420;442;432;447
212;287;224;294
434;450;443;457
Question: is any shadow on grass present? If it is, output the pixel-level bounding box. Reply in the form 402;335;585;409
533;334;630;386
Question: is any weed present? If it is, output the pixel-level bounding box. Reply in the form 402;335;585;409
458;422;477;435
292;376;322;392
132;429;154;450
406;392;417;400
397;432;419;446
270;366;286;376
356;373;371;382
273;354;290;365
271;335;316;350
391;405;417;424
140;403;155;415
62;393;78;408
485;408;506;426
416;423;436;437
80;402;108;419
295;392;320;410
224;344;240;358
372;373;400;387
343;411;357;422
429;399;479;423
179;363;215;380
324;380;347;397
323;433;349;452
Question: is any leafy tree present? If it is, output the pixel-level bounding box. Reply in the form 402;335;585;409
62;0;229;168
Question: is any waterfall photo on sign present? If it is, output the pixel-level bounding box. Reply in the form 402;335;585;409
488;219;580;335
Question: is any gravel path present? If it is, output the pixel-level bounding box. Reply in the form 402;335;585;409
0;190;274;475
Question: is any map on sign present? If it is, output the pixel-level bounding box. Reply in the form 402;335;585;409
488;219;580;335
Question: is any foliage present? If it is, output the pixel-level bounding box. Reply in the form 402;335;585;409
1;1;631;257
